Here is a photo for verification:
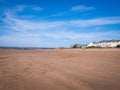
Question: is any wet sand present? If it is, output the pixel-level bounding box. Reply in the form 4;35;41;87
0;49;120;90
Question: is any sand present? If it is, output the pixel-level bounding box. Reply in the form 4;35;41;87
0;49;120;90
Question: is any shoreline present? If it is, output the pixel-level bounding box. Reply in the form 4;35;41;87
0;47;120;50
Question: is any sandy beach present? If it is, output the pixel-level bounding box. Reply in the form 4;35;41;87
0;49;120;90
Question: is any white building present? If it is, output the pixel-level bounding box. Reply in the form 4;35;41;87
87;39;120;48
87;42;98;47
98;40;120;47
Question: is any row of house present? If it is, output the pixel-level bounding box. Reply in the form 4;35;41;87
87;39;120;48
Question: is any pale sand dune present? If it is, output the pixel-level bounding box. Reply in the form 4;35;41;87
0;49;120;90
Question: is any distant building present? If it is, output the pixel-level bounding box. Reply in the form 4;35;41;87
87;39;120;48
87;42;98;47
98;40;120;47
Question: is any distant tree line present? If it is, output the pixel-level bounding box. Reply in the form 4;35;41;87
116;45;120;48
71;44;82;48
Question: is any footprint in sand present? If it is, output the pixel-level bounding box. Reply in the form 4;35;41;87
41;69;47;74
23;66;31;74
0;57;7;59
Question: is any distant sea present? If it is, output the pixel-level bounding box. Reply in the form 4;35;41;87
0;47;55;50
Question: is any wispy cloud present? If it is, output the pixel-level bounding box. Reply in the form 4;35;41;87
51;5;95;16
2;13;120;32
43;30;120;40
1;5;25;19
70;17;120;27
32;6;42;11
3;5;42;16
0;5;120;47
2;15;64;31
0;28;119;47
2;11;120;40
72;5;95;11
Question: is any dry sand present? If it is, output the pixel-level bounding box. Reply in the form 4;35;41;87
0;49;120;90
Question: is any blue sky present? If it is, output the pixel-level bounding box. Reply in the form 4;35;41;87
0;0;120;47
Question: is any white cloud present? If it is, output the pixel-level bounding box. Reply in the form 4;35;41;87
2;5;120;31
70;17;120;27
2;14;120;32
2;17;64;31
1;11;120;47
1;6;120;47
0;29;119;47
52;5;95;17
4;5;25;15
44;31;90;39
43;30;120;40
3;5;42;17
72;5;95;11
